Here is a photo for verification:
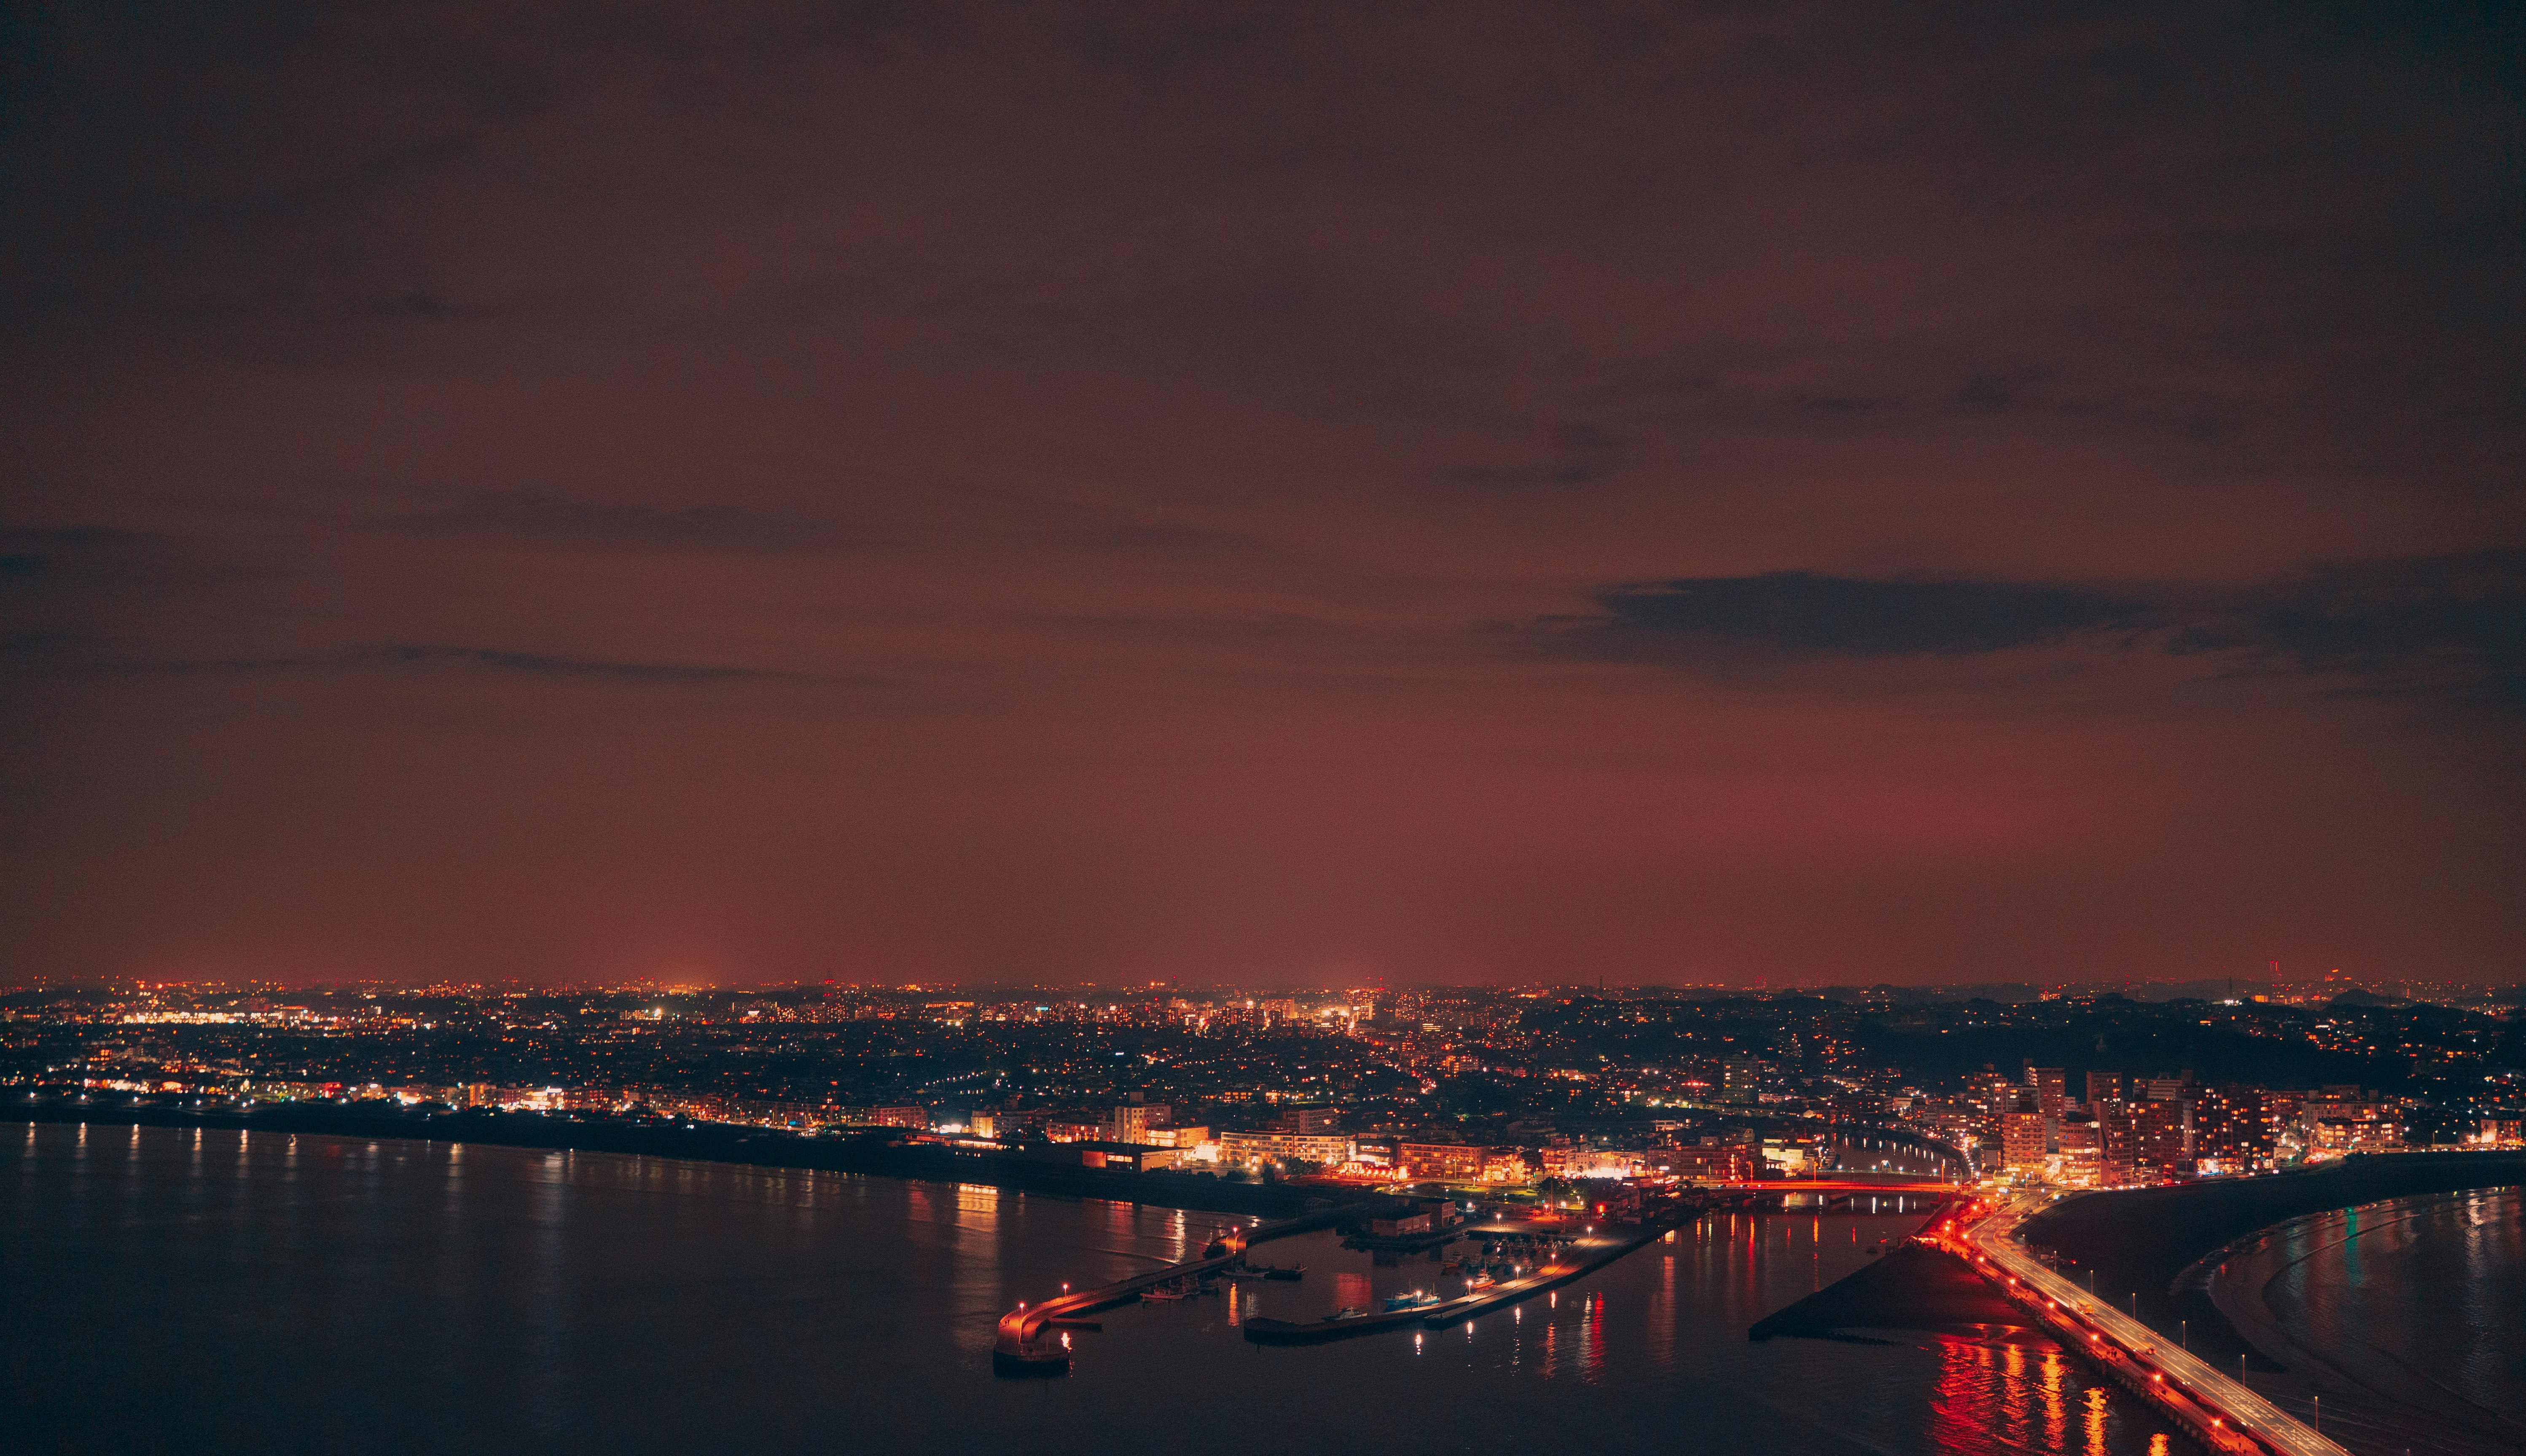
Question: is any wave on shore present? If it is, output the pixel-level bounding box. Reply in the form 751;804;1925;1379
2208;1188;2523;1456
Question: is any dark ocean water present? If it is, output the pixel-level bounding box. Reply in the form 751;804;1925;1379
2212;1186;2525;1456
5;1122;2185;1456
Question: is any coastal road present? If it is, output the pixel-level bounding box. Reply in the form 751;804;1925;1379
1950;1191;2353;1456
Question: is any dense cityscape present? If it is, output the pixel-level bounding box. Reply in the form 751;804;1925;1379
13;976;2521;1195
9;5;2521;1456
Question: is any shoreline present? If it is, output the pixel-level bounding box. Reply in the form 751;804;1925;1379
7;1098;1325;1220
2014;1151;2526;1370
2206;1191;2526;1456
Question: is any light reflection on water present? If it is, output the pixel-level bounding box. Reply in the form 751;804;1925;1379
5;1124;2178;1456
2231;1186;2524;1440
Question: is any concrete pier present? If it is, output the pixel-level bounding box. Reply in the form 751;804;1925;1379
992;1203;1360;1373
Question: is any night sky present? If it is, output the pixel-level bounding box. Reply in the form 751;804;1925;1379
3;4;2520;987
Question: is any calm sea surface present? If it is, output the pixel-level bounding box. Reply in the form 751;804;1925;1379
5;1123;2187;1456
2213;1186;2524;1455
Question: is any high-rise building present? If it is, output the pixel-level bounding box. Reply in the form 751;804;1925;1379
1966;1072;2019;1146
1721;1058;1764;1106
2100;1098;2190;1182
2025;1065;2067;1121
2026;1064;2068;1151
2001;1088;2048;1173
2190;1086;2269;1172
2054;1114;2101;1186
2085;1071;2124;1107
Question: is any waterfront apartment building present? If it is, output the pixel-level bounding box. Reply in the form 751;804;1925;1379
2189;1087;2271;1172
1399;1142;1494;1181
1657;1144;1756;1183
1026;1141;1188;1173
1104;1102;1178;1143
1217;1131;1353;1168
2302;1091;2403;1157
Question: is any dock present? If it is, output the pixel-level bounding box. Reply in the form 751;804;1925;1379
992;1202;1359;1373
1245;1197;1731;1346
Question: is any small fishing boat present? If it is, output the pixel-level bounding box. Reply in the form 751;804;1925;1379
1383;1290;1441;1312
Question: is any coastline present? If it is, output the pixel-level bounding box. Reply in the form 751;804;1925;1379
6;1097;1325;1220
2013;1152;2526;1372
2206;1191;2526;1456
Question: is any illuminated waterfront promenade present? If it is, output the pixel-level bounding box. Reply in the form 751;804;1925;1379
1942;1193;2353;1456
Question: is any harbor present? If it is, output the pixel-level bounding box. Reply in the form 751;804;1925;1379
998;1187;1756;1368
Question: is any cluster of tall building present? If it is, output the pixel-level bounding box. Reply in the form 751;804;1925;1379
1983;1064;2407;1185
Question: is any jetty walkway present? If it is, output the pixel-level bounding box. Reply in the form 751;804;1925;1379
1245;1196;1737;1346
992;1203;1358;1373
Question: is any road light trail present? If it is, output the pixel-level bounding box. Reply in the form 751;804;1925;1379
1939;1191;2352;1456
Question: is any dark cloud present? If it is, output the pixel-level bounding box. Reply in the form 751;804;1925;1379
0;526;267;593
2186;552;2526;702
1539;554;2526;703
391;493;853;552
1543;572;2155;663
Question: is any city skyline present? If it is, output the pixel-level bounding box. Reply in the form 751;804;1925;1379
7;10;2521;1456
